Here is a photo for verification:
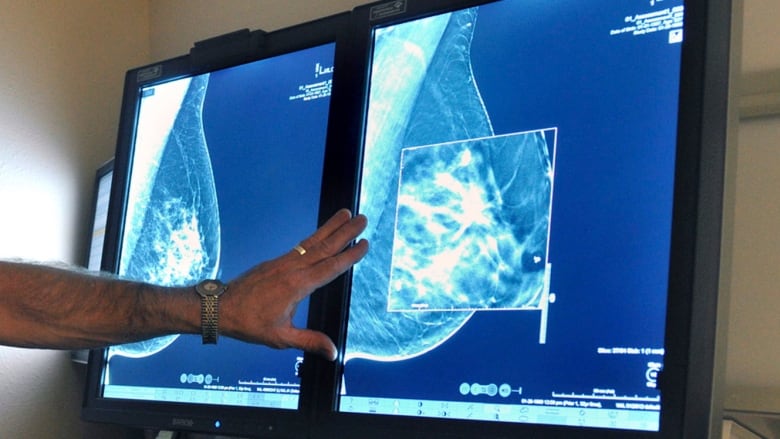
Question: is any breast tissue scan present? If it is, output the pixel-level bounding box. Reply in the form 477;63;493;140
339;0;684;432
99;43;336;410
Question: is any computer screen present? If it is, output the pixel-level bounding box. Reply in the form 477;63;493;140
73;159;116;365
105;41;333;407
314;0;734;437
86;160;114;272
83;14;346;438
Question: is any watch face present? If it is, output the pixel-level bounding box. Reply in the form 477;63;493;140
197;280;226;296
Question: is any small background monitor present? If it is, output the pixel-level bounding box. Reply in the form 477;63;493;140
72;158;115;364
86;159;114;273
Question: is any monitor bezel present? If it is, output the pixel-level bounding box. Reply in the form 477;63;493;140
310;0;737;437
72;158;115;365
83;158;115;271
81;12;350;439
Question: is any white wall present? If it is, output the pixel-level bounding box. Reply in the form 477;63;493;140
740;0;780;74
727;119;780;388
0;1;150;438
723;0;780;417
0;1;150;262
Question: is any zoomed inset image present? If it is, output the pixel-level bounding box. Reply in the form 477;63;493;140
388;129;556;313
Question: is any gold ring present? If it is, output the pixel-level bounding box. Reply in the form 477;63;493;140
293;244;307;256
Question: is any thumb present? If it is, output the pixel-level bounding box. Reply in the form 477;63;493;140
282;327;337;361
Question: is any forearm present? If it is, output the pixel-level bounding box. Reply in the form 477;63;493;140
0;210;368;356
0;261;200;349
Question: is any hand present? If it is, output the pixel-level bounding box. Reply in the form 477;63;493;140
221;209;368;360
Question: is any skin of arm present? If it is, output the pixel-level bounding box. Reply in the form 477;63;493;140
0;209;367;361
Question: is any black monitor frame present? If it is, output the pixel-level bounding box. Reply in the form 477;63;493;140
311;0;737;437
82;13;350;439
72;158;115;364
83;158;115;272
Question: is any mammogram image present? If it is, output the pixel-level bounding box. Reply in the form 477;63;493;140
111;75;221;358
345;7;555;362
389;130;554;312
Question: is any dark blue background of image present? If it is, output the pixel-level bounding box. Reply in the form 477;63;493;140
107;43;335;402
342;0;681;409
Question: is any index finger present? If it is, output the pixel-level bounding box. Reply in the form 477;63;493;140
296;209;367;260
296;238;369;295
311;209;355;241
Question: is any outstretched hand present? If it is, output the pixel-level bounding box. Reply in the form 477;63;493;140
220;209;368;360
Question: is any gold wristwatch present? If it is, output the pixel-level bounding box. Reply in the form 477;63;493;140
195;279;228;344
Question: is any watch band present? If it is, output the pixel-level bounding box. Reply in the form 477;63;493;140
200;294;220;344
195;279;228;344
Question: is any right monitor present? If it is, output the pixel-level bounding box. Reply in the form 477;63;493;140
316;0;736;437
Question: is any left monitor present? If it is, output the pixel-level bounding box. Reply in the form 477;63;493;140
82;13;347;438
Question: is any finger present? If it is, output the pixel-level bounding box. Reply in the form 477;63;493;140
297;212;367;260
280;327;337;361
287;209;353;259
305;208;353;245
315;214;367;256
295;238;369;294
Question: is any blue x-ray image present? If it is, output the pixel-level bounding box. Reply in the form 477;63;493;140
101;43;336;410
112;75;221;358
389;130;554;312
344;8;554;363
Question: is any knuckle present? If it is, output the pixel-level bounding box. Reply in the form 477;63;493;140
317;237;341;255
